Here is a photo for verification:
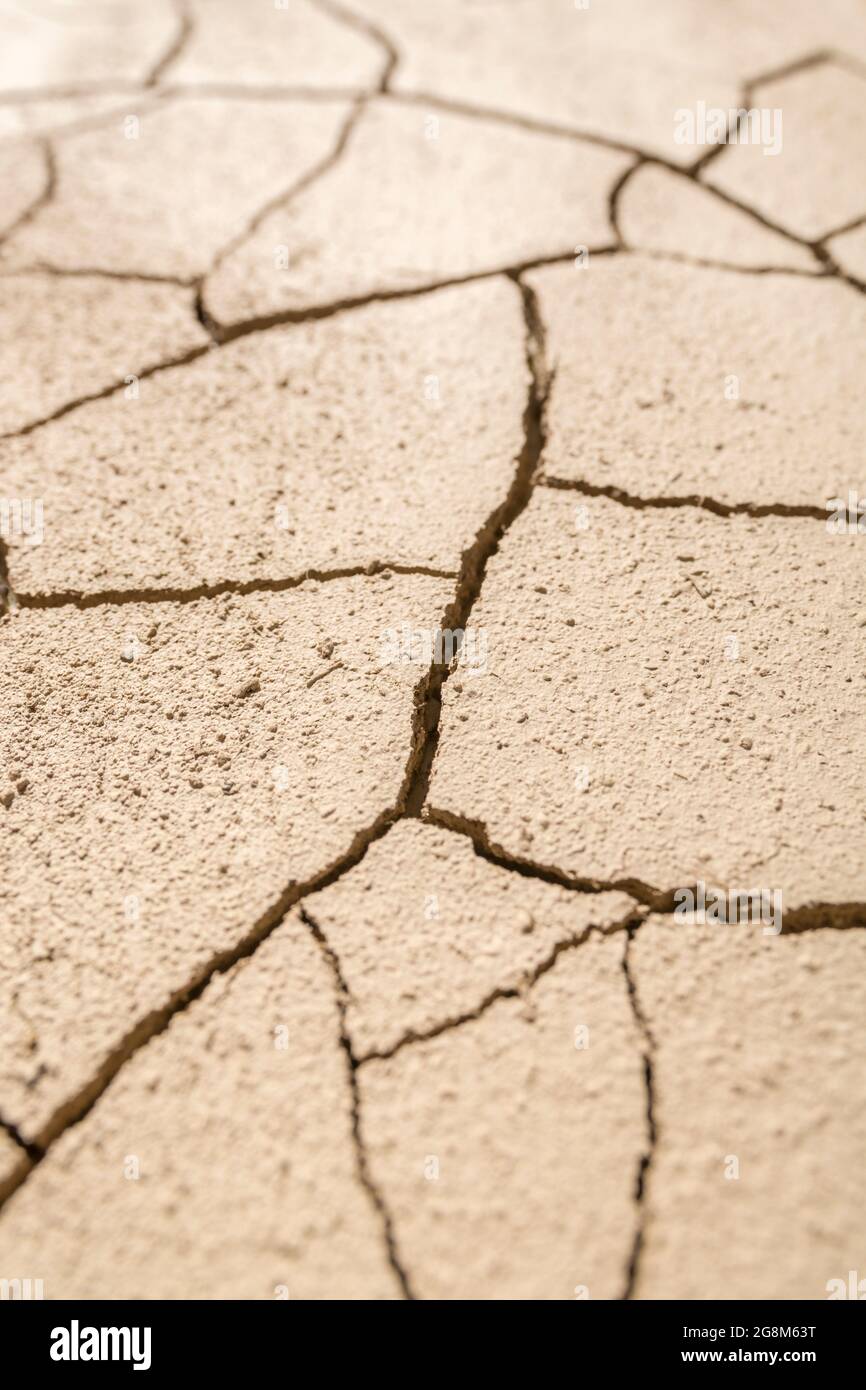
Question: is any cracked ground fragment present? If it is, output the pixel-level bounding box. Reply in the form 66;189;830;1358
0;273;208;435
428;487;866;907
0;98;352;279
705;62;866;243
0;916;399;1299
204;100;629;324
530;257;866;511
631;915;866;1298
165;0;384;90
302;819;635;1058
617;164;815;271
358;932;645;1299
0;280;526;597
356;0;866;161
0;0;177;90
0;571;451;1145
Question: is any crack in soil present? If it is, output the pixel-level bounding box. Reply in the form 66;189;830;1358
424;806;676;908
0;536;11;617
145;0;194;88
204;248;595;345
9;561;456;613
683;49;834;183
610;143;829;278
0;1112;42;1163
200;95;367;289
0;231;842;454
400;272;550;816
540;474;829;521
622;247;827;281
299;906;415;1298
0;262;194;287
356;906;646;1065
425;812;866;936
0;341;213;441
822;210;866;240
0;253;596;444
620;922;657;1300
310;0;399;94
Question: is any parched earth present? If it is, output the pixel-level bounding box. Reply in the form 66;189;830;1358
1;0;865;1301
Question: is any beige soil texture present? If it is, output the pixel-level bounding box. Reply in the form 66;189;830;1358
0;0;864;1303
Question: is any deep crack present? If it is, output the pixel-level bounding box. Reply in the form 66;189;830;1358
0;1112;43;1165
1;41;863;1300
401;272;551;816
1;236;839;452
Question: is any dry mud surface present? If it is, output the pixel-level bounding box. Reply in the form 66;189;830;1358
0;0;865;1301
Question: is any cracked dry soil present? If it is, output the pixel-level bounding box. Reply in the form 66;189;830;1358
0;0;865;1302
